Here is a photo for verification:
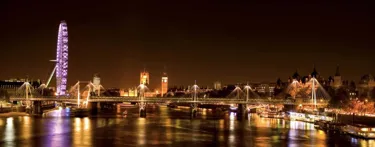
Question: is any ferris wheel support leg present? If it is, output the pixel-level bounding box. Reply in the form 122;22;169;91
46;65;57;87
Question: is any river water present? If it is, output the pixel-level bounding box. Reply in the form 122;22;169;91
0;105;374;147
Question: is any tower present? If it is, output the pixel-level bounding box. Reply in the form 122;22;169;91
311;65;319;78
333;65;342;88
93;73;101;86
140;69;149;85
161;72;168;97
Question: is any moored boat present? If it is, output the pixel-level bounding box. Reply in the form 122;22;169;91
341;124;375;139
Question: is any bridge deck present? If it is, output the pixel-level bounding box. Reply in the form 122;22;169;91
9;97;328;105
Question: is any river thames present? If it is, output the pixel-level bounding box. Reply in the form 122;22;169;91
0;105;374;147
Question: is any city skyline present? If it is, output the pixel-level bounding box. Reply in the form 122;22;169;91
0;1;374;89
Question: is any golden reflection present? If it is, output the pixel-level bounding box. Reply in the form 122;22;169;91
359;139;375;147
315;130;326;145
229;113;235;131
365;140;375;147
165;119;172;141
137;118;146;145
219;119;225;129
75;118;81;131
202;109;207;119
218;119;225;142
4;117;15;143
73;117;92;146
21;116;31;139
289;121;314;130
0;119;4;126
84;117;90;130
229;113;236;145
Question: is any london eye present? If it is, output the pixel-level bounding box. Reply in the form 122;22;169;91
55;20;69;96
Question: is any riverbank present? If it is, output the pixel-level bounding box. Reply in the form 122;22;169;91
0;112;29;117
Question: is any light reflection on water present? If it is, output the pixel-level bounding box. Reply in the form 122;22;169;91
0;106;374;146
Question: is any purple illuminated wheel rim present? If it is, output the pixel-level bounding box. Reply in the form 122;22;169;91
56;21;68;96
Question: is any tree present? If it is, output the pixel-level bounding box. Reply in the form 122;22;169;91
370;87;375;101
344;99;375;114
329;87;349;108
326;86;335;100
0;89;9;102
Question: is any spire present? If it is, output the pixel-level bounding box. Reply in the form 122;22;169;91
143;64;147;72
311;64;318;78
162;65;167;76
292;69;300;80
335;64;340;76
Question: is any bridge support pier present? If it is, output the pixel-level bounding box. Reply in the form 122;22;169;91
97;102;101;111
139;102;146;117
88;102;98;114
190;103;198;118
32;101;43;115
236;104;247;120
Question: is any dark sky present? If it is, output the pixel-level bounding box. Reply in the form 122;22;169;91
0;1;374;89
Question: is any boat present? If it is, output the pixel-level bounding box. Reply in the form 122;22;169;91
314;120;328;130
260;108;284;118
341;124;375;139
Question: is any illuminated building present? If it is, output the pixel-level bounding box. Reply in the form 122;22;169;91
124;87;138;97
0;78;41;98
358;74;375;97
93;73;101;87
161;72;168;97
140;70;149;85
213;81;221;90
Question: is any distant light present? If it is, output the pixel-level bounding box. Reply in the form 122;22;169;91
361;128;369;132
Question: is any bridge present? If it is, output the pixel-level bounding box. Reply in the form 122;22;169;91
9;75;330;117
9;95;328;117
9;79;329;117
9;96;327;105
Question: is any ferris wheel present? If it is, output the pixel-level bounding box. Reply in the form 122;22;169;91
45;20;69;96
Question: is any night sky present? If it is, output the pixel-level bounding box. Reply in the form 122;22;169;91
0;1;374;89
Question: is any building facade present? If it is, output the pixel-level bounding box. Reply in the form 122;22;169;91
213;81;222;90
140;70;149;85
161;72;168;97
332;65;343;88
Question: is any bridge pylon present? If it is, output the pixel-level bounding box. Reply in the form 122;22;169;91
138;84;147;117
190;81;199;117
311;77;317;110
